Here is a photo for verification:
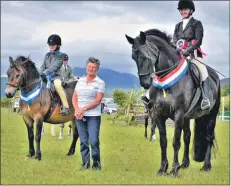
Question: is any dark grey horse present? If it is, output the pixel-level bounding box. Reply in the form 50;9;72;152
125;29;220;176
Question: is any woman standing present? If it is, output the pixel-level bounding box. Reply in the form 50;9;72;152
72;57;105;171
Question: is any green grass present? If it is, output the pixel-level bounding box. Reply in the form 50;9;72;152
1;108;230;184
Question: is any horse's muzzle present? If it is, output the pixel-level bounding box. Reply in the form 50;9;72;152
5;88;16;98
139;75;152;89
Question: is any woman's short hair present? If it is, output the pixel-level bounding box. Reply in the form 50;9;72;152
87;57;100;67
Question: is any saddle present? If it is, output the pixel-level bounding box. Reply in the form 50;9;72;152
42;80;76;121
184;63;217;119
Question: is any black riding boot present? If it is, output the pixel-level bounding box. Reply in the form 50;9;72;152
201;78;211;110
141;96;153;109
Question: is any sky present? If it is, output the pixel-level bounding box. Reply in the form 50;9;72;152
1;1;230;78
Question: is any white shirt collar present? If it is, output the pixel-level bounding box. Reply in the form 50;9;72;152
182;15;193;21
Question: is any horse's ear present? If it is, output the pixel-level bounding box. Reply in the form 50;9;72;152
140;31;146;44
125;34;134;45
9;56;14;66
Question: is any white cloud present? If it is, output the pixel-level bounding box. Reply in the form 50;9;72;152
1;1;229;77
2;1;24;7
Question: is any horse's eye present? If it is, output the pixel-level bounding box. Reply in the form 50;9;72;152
15;74;20;79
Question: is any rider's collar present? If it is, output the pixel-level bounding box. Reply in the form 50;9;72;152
182;15;192;21
49;50;60;55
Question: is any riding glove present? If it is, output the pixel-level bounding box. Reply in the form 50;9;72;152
40;73;47;82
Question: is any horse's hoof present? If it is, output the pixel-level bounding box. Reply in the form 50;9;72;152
34;157;41;161
169;166;180;177
25;155;32;160
26;152;34;158
157;169;167;176
200;164;211;172
168;171;180;178
58;136;64;140
180;161;190;169
34;154;41;161
66;149;75;156
144;134;148;139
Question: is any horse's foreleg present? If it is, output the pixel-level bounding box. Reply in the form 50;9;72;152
170;115;183;176
58;123;65;140
66;119;79;156
181;119;191;169
34;118;43;160
144;116;148;138
156;117;168;176
23;116;35;158
68;122;72;137
51;124;56;136
150;118;157;141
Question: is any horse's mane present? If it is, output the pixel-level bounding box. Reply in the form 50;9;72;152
144;29;172;43
142;29;179;63
14;55;40;79
144;29;177;49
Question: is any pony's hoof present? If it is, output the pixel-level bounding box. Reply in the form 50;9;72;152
180;160;190;169
58;136;64;140
200;164;211;172
66;149;75;156
34;154;41;161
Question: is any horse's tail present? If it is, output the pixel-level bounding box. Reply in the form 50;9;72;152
193;81;221;162
192;117;207;162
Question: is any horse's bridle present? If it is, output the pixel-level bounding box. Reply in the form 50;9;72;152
6;65;41;91
135;40;160;77
135;40;182;78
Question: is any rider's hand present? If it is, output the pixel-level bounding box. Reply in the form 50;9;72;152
40;73;47;82
182;46;194;57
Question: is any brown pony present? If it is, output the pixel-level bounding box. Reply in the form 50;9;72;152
5;56;78;160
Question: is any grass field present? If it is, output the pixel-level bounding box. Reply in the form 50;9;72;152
1;108;230;185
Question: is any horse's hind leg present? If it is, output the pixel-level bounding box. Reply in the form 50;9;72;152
180;119;191;169
144;116;148;138
66;119;79;156
23;116;35;158
34;118;43;160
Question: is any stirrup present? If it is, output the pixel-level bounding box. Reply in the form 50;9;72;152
60;107;70;115
201;98;211;110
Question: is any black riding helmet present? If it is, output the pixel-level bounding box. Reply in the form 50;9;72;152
178;0;195;12
63;54;69;61
47;34;62;46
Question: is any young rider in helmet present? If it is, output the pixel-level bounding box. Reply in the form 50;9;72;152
141;0;210;110
39;34;70;115
173;0;211;110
